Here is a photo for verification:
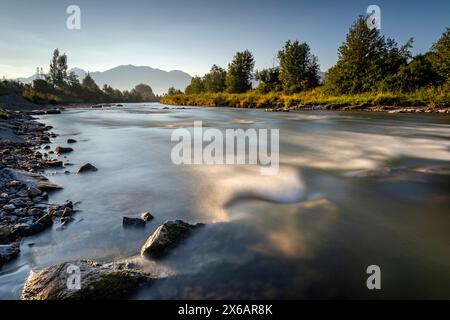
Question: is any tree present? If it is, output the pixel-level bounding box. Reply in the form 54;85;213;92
325;16;411;94
382;54;439;92
133;84;157;101
185;76;205;94
226;50;255;93
428;28;450;84
167;87;183;95
48;49;68;87
82;72;99;90
278;40;320;93
203;65;227;93
68;71;80;87
255;67;281;93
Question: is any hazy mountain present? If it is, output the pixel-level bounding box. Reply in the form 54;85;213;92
16;65;192;95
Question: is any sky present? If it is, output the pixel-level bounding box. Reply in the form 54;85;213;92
0;0;449;79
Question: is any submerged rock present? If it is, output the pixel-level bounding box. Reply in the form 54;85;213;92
0;243;20;265
141;220;204;259
78;163;98;173
54;146;73;155
21;260;153;300
123;217;146;228
66;139;77;144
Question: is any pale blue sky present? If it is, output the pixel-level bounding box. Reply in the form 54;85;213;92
0;0;449;78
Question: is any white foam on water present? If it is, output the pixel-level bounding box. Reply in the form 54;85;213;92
281;130;450;171
187;165;305;222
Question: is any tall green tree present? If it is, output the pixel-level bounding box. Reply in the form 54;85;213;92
226;50;255;93
203;65;227;93
133;83;157;101
48;49;68;87
428;28;450;84
325;16;411;94
185;76;205;94
81;72;99;90
278;40;320;93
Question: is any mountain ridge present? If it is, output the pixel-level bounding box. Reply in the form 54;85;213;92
16;65;193;95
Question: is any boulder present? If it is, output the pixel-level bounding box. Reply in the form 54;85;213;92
45;160;63;168
0;243;20;265
66;139;77;144
54;146;73;155
78;163;98;173
28;186;42;198
141;212;154;222
123;217;146;228
141;220;204;259
22;260;152;300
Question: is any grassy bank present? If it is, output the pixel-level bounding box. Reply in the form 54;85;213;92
161;87;449;110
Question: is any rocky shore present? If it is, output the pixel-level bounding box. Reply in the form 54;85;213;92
0;109;75;266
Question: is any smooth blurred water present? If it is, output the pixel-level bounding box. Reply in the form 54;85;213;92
1;103;449;299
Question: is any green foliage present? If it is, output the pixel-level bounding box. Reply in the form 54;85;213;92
133;84;158;101
203;65;227;93
255;67;281;93
278;40;320;93
185;65;227;94
428;28;450;84
167;87;184;96
325;16;412;94
185;76;205;94
382;54;439;92
226;50;255;93
48;49;68;87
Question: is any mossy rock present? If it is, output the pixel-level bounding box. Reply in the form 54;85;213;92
22;260;154;300
141;220;204;259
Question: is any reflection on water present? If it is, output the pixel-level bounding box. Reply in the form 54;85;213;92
1;103;449;299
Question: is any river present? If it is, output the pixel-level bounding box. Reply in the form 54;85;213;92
1;103;449;299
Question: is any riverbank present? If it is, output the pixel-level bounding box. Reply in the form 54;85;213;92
0;108;75;266
161;89;450;113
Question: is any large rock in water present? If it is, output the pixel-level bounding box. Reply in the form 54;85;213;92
54;146;73;155
78;163;98;173
141;220;204;259
21;260;153;300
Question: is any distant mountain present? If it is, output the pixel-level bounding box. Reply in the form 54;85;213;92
16;65;192;95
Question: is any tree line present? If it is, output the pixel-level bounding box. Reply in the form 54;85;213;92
174;16;449;96
22;49;159;104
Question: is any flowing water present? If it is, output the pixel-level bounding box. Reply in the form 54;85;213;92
1;103;449;299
